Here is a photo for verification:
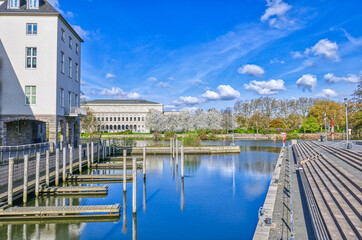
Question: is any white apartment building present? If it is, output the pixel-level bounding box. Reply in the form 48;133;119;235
81;100;163;133
0;0;84;147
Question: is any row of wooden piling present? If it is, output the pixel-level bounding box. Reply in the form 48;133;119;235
170;138;185;178
7;139;116;206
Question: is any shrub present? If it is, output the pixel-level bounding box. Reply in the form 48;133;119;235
182;133;201;146
152;132;162;141
197;130;208;140
164;131;176;141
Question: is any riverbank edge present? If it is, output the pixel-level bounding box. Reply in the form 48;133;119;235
116;146;241;155
252;147;285;239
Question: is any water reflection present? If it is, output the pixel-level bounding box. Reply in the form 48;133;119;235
122;191;127;234
0;140;280;240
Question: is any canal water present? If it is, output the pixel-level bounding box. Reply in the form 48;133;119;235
0;140;283;240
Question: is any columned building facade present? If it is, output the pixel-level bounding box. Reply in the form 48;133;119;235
0;0;83;147
81;100;163;133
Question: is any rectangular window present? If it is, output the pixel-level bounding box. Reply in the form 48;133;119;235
15;121;20;133
106;117;108;121
75;63;79;81
138;117;140;121
60;51;64;73
60;88;64;107
76;43;79;55
122;117;124;121
9;0;20;9
69;37;72;49
130;117;132;121
118;117;120;121
110;117;112;121
61;28;65;42
75;94;78;107
68;58;72;78
68;91;72;108
26;23;37;35
25;86;36;105
26;47;37;69
28;0;39;9
114;117;116;121
142;117;144;121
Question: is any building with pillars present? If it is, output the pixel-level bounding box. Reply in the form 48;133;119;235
81;100;163;133
0;0;84;147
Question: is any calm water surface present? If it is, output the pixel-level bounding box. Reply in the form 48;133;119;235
1;140;283;240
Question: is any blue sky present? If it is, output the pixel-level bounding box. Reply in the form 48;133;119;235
51;0;362;111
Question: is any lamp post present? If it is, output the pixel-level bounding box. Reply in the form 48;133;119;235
324;111;327;142
344;98;349;145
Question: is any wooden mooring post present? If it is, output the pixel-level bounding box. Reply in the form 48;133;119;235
23;155;29;204
35;152;40;197
176;139;179;166
62;148;67;182
133;157;137;213
87;143;90;169
143;146;146;179
91;142;94;165
97;142;100;163
181;145;184;178
8;158;14;206
45;150;50;185
79;144;82;174
123;149;127;192
69;146;73;174
108;139;111;156
55;148;60;186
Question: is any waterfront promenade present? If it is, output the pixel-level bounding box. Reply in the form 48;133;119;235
254;140;362;239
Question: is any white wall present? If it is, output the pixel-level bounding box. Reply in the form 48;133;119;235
0;15;58;115
56;18;81;116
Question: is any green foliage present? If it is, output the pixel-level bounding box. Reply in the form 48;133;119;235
197;130;209;140
164;131;176;141
152;132;162;141
301;116;320;133
269;119;287;128
182;133;202;146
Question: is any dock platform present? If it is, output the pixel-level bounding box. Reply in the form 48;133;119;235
90;163;142;169
39;185;108;195
66;174;132;182
0;204;120;220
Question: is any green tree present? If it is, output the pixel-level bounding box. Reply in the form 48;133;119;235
80;108;99;137
269;119;287;128
301;116;320;133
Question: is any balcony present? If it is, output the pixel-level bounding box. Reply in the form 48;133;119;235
65;107;87;117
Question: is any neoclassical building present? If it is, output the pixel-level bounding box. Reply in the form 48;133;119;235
81;100;163;133
0;0;84;147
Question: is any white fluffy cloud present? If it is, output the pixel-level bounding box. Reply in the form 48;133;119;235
244;79;286;95
48;0;74;18
178;96;201;105
147;77;158;82
307;39;339;61
296;74;317;92
260;0;292;28
105;73;116;79
237;64;265;76
318;89;338;98
324;73;359;84
164;105;177;109
217;85;241;100
100;87;140;99
201;85;240;100
291;51;304;59
201;90;220;100
157;82;171;88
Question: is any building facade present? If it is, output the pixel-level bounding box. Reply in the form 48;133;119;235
81;100;163;133
0;0;84;147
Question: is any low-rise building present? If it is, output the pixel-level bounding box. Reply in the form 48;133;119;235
81;100;163;133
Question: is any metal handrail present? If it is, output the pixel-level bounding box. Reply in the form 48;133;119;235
0;142;50;162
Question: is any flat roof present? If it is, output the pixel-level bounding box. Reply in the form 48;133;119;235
82;99;161;105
